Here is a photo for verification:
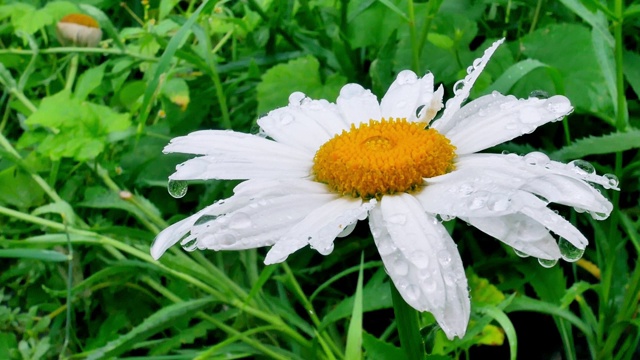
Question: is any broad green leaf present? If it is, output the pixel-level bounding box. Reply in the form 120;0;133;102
86;297;214;360
347;0;405;48
256;55;347;114
520;24;612;119
483;59;549;95
74;63;106;101
472;323;505;346
0;166;45;208
0;249;67;262
362;331;407;360
427;33;454;50
32;201;76;225
623;50;640;98
550;129;640;161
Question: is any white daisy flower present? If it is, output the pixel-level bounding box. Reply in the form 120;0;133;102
151;39;618;339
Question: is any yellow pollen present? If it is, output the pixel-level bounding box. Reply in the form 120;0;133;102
313;118;456;199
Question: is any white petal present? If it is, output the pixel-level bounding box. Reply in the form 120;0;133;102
432;38;505;133
165;131;313;181
169;155;312;180
464;214;561;260
336;84;382;125
517;192;589;249
264;197;365;264
373;194;469;339
258;93;349;152
196;193;337;251
380;71;443;122
442;94;572;154
431;153;613;217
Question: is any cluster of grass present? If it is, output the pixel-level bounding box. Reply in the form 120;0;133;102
0;0;638;359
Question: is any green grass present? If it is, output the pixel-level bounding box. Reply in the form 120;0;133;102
0;0;639;359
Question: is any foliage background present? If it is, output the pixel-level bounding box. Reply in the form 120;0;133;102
0;0;638;359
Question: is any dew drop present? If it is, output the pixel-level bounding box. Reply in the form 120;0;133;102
194;214;219;226
603;173;619;189
180;235;198;252
393;258;409;276
288;91;306;106
377;239;396;256
453;80;465;95
558;237;584;262
219;233;236;246
404;285;421;302
513;248;530;258
472;58;482;68
529;90;549;99
589;211;608;220
340;84;365;99
466;66;474;75
538;258;558;268
387;213;407;225
228;212;252;229
409;251;430;269
546;96;572;114
568;159;595;175
523;152;550;166
396;70;417;84
279;113;294;125
168;180;188;198
422;275;437;292
437;250;452;266
487;194;510;211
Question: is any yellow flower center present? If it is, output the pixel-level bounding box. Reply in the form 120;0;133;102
313;118;456;199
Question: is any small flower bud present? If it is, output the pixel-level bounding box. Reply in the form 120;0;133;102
56;14;102;47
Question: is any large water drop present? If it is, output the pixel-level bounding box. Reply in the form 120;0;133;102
558;237;584;262
538;258;558;268
168;180;188;198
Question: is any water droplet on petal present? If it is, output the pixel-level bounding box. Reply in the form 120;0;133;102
404;285;421;302
603;173;619;189
524;151;550;166
546;96;572;115
387;213;407;225
377;239;396;256
513;248;529;258
194;214;219;226
410;251;430;269
487;193;510;211
558;237;584;262
529;90;549;99
279;113;294;125
437;250;452;266
453;80;465;95
340;83;366;99
219;233;236;246
466;66;474;75
180;233;197;251
589;211;608;220
538;258;558;268
472;58;482;68
168;180;188;198
228;212;252;229
393;258;409;276
568;159;595;175
396;70;418;84
288;91;306;106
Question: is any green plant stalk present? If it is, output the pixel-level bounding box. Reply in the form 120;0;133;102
141;276;291;360
0;47;158;62
407;0;420;74
282;263;344;359
0;205;310;348
65;54;79;92
390;282;425;360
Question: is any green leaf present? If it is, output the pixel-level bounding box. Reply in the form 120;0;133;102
345;254;364;360
362;331;407;360
0;249;67;262
623;50;640;99
347;0;405;48
550;129;640;161
467;271;506;305
161;78;190;111
86;297;214;360
472;323;505;346
32;201;76;225
0;166;45;208
391;282;425;360
520;23;612;119
256;55;347;114
427;33;454;50
483;59;549;94
477;306;517;360
74;63;106;101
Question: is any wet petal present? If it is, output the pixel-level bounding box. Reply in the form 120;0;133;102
380;71;443;122
372;194;469;339
264;197;366;264
443;94;573;154
336;84;382;125
258;93;349;152
432;38;504;133
165;131;313;180
464;214;561;260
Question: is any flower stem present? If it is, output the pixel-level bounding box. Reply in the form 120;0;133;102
390;281;425;360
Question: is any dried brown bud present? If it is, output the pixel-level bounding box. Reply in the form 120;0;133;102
56;14;102;47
